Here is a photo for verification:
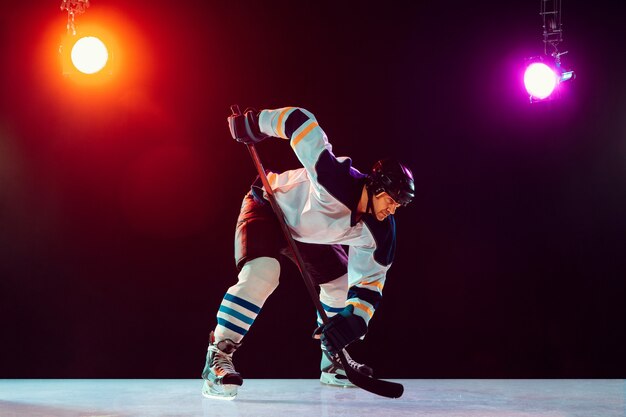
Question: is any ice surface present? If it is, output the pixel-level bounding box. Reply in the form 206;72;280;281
0;379;623;417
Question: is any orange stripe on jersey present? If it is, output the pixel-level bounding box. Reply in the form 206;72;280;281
359;281;384;291
291;121;319;147
347;301;374;318
276;107;294;139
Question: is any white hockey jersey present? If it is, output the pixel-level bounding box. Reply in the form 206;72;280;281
257;107;397;326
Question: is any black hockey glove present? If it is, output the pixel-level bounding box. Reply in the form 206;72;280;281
313;305;367;356
228;105;269;144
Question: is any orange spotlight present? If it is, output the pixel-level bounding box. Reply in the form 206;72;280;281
38;5;152;93
71;36;108;74
59;27;116;85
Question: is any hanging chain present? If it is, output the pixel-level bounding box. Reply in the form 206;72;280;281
60;0;90;35
540;0;563;57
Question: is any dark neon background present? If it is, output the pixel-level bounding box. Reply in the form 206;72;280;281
1;0;624;378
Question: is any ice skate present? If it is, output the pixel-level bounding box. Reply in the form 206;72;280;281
320;347;373;387
201;331;243;400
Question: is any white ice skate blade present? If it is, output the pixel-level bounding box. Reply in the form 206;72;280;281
201;381;238;400
320;372;356;388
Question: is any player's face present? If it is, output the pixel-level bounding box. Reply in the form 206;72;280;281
372;192;401;221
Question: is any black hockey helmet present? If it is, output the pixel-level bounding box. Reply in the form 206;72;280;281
366;159;415;206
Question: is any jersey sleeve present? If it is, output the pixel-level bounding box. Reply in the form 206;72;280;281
346;247;389;326
258;107;331;192
346;215;396;327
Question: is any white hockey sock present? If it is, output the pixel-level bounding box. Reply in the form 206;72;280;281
317;273;348;326
214;257;280;344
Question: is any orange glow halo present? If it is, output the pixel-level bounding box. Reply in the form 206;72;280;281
38;7;153;90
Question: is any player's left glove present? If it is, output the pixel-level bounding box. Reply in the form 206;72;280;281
313;305;367;355
228;105;269;144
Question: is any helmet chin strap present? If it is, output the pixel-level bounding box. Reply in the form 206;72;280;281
366;188;374;216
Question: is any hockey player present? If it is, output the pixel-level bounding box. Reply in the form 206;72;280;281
201;106;414;399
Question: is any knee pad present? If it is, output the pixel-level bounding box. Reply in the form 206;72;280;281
319;273;348;310
229;257;281;302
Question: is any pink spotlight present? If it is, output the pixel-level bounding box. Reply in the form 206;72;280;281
524;62;558;100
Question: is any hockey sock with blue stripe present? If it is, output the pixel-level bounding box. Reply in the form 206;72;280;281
214;257;280;343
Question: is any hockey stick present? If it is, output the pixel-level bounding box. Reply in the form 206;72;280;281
237;108;403;398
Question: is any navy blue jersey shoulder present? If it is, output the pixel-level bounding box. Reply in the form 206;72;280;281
362;214;396;266
284;109;310;138
284;109;366;216
315;149;367;218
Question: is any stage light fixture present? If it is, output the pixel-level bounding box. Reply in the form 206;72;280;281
524;61;558;100
58;0;116;82
524;0;575;103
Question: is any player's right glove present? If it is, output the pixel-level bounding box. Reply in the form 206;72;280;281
228;105;269;144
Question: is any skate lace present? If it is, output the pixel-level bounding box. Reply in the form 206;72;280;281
339;351;373;376
213;350;237;375
346;356;361;371
328;351;360;371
